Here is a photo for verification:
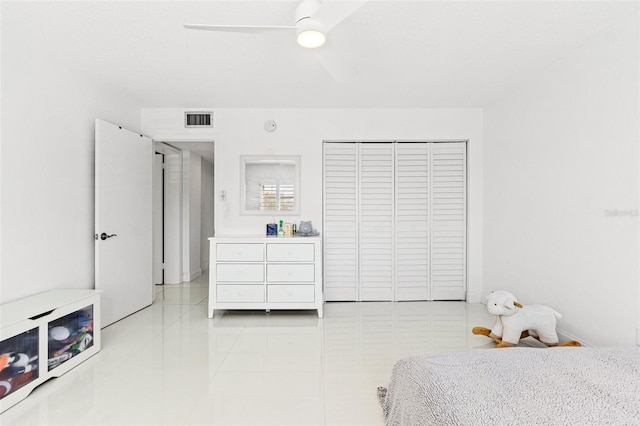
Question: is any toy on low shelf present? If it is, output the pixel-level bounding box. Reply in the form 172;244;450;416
0;331;39;400
472;290;581;348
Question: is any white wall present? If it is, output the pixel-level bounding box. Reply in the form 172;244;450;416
163;151;183;284
483;14;639;345
1;39;141;303
182;151;202;281
159;149;213;283
201;158;215;271
142;107;484;301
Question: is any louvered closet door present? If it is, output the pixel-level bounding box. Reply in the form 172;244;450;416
431;142;466;299
395;143;430;300
323;143;358;301
323;141;466;302
359;143;394;301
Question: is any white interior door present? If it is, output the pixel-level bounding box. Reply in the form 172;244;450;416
395;142;430;300
95;119;153;327
323;142;359;301
358;143;394;301
430;142;466;299
323;141;467;302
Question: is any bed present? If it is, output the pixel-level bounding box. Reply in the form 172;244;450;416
378;346;640;425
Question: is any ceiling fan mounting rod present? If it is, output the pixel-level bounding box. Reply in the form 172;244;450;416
295;0;321;23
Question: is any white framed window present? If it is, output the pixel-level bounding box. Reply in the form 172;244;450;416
240;155;300;215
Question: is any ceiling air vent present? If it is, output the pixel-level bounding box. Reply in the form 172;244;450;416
185;111;213;128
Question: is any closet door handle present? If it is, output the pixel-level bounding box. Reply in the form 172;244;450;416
96;232;117;241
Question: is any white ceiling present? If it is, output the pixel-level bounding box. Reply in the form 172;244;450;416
2;1;636;108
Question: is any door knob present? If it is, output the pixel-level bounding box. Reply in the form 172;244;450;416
95;232;117;241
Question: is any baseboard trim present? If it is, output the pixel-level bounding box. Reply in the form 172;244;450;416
466;291;482;303
557;328;591;347
182;269;202;282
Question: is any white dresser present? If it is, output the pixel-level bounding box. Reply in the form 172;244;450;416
208;235;323;318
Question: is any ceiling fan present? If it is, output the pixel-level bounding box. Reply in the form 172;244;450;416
183;0;368;81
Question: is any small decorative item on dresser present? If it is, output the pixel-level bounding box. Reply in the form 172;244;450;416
298;221;319;236
266;223;277;236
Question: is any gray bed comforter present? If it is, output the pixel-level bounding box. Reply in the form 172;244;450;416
378;346;640;425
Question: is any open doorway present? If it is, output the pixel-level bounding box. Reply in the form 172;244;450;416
153;141;215;287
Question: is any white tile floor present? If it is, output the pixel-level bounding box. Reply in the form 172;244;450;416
1;272;503;425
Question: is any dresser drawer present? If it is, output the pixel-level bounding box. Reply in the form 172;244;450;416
266;264;315;282
266;243;315;262
217;285;264;303
268;285;315;303
216;264;264;282
216;244;263;262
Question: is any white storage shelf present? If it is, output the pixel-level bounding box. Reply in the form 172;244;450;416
0;289;101;414
209;235;323;318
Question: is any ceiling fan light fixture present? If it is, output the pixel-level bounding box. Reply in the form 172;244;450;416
297;29;326;48
296;18;325;48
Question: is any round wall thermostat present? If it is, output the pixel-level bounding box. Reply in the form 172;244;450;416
264;120;277;132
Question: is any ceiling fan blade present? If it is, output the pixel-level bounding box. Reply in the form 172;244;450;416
315;38;357;82
312;0;368;33
183;24;296;34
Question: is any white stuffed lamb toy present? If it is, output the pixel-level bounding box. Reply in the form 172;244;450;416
472;290;581;347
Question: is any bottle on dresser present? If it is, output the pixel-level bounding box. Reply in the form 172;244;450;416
266;221;277;236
